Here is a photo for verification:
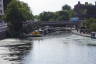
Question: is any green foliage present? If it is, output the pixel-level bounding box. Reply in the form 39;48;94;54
62;4;71;11
55;10;74;21
3;0;12;10
5;0;33;22
5;0;33;37
38;4;75;21
85;18;96;27
85;18;96;32
89;23;96;32
68;10;75;17
39;12;56;21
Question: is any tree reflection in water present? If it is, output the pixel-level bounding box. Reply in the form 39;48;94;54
1;40;32;64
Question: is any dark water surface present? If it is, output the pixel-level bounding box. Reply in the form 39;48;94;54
0;33;96;64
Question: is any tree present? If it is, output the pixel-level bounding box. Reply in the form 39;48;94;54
56;10;70;21
55;4;74;21
38;4;74;21
85;18;96;32
3;0;12;10
62;4;71;11
89;23;96;32
39;12;56;21
5;0;33;37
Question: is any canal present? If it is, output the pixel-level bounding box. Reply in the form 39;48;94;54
0;33;96;64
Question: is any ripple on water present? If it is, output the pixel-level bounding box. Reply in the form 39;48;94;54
23;34;96;64
0;34;96;64
0;39;32;64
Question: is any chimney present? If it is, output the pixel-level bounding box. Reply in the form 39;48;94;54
78;1;81;5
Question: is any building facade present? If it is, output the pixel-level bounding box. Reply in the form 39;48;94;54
74;1;96;19
0;0;4;15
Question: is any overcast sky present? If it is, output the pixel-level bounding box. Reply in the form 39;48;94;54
19;0;96;15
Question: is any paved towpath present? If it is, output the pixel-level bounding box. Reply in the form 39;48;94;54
72;30;91;38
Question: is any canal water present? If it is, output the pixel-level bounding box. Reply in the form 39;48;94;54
0;33;96;64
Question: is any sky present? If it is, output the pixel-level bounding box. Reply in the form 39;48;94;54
19;0;96;15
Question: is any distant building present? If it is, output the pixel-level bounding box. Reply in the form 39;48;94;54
74;1;96;19
0;0;4;15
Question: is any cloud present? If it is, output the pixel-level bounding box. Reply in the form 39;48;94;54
19;0;96;15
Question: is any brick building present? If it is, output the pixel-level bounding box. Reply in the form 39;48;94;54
74;1;96;19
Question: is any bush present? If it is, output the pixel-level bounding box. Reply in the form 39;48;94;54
85;18;96;32
89;23;96;32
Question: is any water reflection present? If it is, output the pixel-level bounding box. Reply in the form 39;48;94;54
24;34;96;64
0;34;96;64
0;39;32;64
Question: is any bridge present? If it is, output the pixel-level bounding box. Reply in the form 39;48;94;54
23;20;83;33
24;20;82;27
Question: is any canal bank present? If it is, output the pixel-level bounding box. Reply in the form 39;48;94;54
0;31;96;46
72;30;91;38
